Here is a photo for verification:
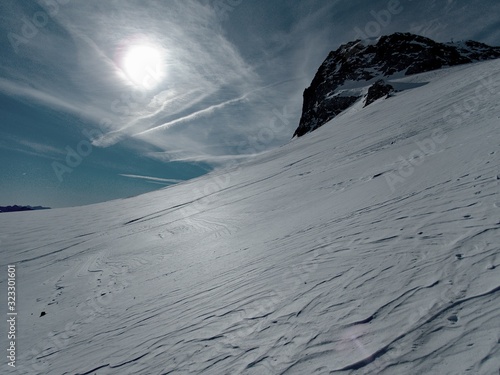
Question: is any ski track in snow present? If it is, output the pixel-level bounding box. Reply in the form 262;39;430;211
1;60;500;375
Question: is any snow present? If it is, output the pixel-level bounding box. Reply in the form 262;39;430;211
1;59;500;375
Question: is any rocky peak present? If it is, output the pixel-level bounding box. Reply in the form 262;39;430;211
293;32;500;138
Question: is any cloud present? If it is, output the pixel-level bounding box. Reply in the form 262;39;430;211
0;0;264;160
17;140;65;156
0;78;80;117
0;77;120;127
134;94;250;135
2;0;499;167
0;1;365;164
0;135;64;159
119;174;183;184
146;150;255;164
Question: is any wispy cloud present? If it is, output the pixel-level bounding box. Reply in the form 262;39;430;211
135;95;249;136
2;0;499;167
147;150;255;164
0;136;65;159
0;0;265;161
17;140;65;156
0;78;81;118
0;77;120;126
119;174;183;184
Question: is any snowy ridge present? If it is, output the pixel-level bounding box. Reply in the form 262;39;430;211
1;59;500;374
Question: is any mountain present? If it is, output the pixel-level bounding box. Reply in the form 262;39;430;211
0;205;51;213
293;32;500;137
1;56;499;374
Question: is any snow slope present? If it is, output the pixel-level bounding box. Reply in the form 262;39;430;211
1;59;500;375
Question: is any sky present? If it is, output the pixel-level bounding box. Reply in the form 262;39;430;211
0;0;499;208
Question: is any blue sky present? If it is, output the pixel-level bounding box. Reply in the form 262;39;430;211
1;0;499;208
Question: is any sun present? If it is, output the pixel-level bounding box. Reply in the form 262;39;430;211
120;42;166;90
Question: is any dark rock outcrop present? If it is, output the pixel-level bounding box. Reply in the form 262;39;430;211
293;33;500;137
364;80;394;107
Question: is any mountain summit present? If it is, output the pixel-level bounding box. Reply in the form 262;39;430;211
293;32;500;137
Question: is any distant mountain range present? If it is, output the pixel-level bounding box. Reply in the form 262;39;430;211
0;205;51;213
293;32;500;137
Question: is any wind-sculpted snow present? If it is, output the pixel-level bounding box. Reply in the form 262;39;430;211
1;59;500;374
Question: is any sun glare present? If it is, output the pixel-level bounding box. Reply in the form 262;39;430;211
120;42;166;90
